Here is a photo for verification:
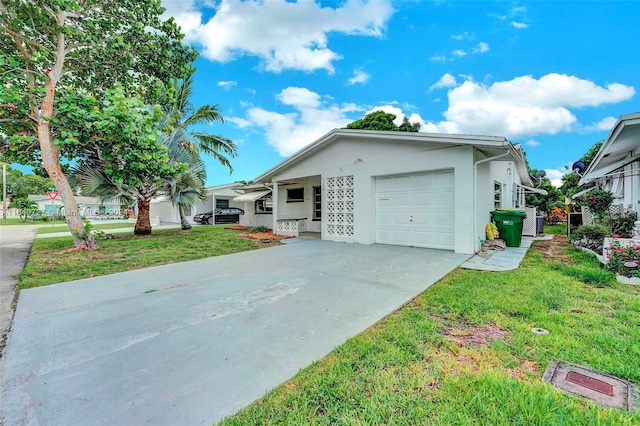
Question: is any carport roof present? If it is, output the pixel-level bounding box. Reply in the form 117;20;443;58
255;129;527;183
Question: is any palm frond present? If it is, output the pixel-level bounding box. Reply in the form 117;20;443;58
182;104;225;128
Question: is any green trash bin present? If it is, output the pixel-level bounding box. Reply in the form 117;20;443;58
491;209;527;247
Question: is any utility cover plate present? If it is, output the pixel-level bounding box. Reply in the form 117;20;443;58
542;361;639;410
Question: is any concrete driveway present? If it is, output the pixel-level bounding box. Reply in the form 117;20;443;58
0;239;468;425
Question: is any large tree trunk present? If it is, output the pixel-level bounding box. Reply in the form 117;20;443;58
178;205;191;230
135;198;152;235
38;29;96;250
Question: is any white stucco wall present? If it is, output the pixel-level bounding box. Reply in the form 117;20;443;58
239;205;272;228
269;138;498;254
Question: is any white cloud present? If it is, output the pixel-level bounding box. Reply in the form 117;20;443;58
544;169;565;188
583;116;617;132
512;6;527;14
166;0;394;73
452;49;467;57
218;80;238;90
239;87;362;156
365;105;427;128
451;31;475;41
227;117;253;128
429;73;457;91
511;21;529;29
347;69;371;85
420;73;635;138
526;139;540;147
429;54;449;63
472;42;490;54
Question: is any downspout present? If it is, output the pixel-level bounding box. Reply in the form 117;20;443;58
473;147;512;252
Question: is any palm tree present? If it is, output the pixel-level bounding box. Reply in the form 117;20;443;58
74;129;205;235
164;74;238;229
161;129;207;230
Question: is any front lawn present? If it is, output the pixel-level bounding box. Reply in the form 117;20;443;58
36;221;135;234
219;236;640;425
16;226;278;289
0;217;66;226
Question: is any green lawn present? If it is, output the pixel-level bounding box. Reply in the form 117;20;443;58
16;226;278;289
0;217;67;226
36;221;135;234
219;236;640;425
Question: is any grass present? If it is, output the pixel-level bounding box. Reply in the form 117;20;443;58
36;221;134;234
0;217;67;226
218;236;640;425
544;222;567;236
16;226;279;289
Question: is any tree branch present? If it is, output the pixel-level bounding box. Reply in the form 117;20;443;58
1;26;46;50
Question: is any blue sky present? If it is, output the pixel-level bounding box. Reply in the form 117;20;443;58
161;0;638;187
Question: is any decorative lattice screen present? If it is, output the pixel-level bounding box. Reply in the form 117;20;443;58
326;175;354;238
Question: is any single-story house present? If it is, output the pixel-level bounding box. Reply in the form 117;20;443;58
27;194;121;218
578;112;640;212
150;183;244;224
235;129;544;254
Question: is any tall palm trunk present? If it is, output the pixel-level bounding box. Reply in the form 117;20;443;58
178;205;192;230
135;199;152;235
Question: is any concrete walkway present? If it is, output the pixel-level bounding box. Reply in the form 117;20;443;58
0;239;468;425
0;225;38;356
460;235;553;271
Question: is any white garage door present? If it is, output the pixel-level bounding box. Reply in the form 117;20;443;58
375;170;455;250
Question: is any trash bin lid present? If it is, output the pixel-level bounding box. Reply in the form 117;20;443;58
491;209;527;219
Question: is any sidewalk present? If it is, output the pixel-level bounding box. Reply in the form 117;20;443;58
460;234;554;271
0;225;38;356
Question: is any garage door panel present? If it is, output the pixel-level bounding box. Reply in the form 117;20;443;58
375;170;454;250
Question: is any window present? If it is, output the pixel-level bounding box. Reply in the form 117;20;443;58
312;186;321;221
287;187;304;203
255;197;273;214
494;181;502;209
216;199;229;209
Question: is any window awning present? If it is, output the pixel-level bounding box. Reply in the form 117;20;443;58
516;183;548;196
232;189;271;202
579;153;640;185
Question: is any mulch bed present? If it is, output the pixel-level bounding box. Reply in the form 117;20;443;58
236;230;294;243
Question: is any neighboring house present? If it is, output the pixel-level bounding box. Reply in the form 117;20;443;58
237;129;544;254
27;195;121;218
150;183;244;224
578;112;640;212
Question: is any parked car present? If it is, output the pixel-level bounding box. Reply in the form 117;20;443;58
194;208;244;225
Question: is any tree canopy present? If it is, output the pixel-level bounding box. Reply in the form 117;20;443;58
0;0;197;249
1;164;53;199
345;111;421;132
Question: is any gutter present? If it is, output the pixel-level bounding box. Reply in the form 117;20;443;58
473;146;512;252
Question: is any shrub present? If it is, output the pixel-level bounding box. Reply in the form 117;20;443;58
572;224;608;242
608;210;638;238
584;188;614;221
249;226;269;233
604;239;640;277
545;206;565;224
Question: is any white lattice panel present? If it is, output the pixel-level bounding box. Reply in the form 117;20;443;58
522;207;537;236
326;175;354;239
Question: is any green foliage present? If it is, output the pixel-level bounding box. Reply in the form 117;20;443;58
345;111;421;132
525;177;561;212
559;141;602;197
607;210;638;238
605;239;640;278
1;165;54;199
249;226;269;233
583;188;614;222
7;197;39;221
571;224;608;242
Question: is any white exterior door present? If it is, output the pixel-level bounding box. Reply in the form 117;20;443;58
375;170;455;250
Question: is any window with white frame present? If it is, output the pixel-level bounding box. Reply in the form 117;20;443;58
255;197;273;214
